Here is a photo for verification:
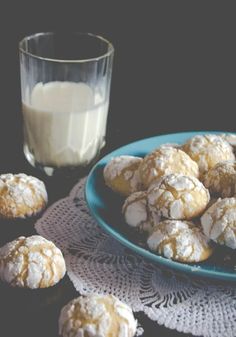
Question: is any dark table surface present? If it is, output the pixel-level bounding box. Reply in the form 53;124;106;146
0;1;235;336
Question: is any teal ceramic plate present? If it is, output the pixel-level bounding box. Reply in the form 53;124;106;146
85;131;236;281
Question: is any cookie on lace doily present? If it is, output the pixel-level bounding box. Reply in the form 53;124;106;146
35;178;236;337
59;294;137;337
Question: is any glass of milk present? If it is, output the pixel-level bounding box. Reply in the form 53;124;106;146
19;32;114;175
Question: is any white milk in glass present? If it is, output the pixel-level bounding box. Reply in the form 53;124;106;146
22;82;108;167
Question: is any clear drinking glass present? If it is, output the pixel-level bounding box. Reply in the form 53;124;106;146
19;32;114;175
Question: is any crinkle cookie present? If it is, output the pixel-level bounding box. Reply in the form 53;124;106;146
122;191;160;234
147;174;210;220
147;220;213;263
103;156;143;196
138;146;199;189
59;294;137;337
201;197;236;249
220;133;236;153
0;173;48;218
0;235;66;288
182;134;235;175
203;161;236;197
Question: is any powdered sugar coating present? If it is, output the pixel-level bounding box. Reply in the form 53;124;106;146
122;191;160;234
103;156;143;196
220;133;236;149
159;143;181;149
203;161;236;197
182;134;235;174
139;147;199;189
0;173;48;218
147;220;213;262
147;174;210;220
59;294;137;337
201;197;236;249
0;235;66;288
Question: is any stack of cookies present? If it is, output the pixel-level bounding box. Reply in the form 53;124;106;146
104;134;236;264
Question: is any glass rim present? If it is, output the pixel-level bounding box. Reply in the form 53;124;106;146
19;32;114;63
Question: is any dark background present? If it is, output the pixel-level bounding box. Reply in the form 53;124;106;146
0;1;235;336
0;1;235;164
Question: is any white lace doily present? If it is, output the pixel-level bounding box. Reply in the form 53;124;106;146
35;178;236;337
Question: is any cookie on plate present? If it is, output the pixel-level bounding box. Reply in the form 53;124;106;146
147;220;213;263
0;173;47;218
122;191;160;234
182;134;235;175
103;155;143;196
0;235;66;288
139;146;199;189
59;294;137;337
201;197;236;249
203;161;236;198
220;133;236;154
147;174;210;220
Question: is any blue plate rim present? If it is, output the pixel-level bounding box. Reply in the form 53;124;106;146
85;131;236;281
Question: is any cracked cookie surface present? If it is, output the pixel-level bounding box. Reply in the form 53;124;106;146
138;146;199;189
122;191;160;234
103;156;143;196
0;173;48;218
203;161;236;198
147;174;210;220
182;134;235;175
220;133;236;154
201;197;236;249
59;294;137;337
147;220;213;262
0;235;66;288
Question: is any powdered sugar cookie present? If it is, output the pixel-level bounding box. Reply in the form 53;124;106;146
201;197;236;249
139;147;199;189
0;235;66;288
122;191;160;234
147;220;213;263
103;156;143;196
203;161;236;197
59;294;137;337
0;173;47;218
147;174;210;220
220;133;236;154
182;134;235;175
